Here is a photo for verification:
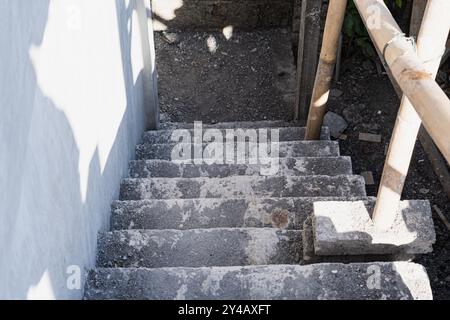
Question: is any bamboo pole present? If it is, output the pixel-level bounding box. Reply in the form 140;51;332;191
305;0;348;140
354;0;450;160
354;0;450;229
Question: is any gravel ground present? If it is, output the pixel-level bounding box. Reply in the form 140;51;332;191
327;54;450;300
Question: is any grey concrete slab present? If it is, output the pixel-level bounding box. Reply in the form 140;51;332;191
111;197;371;231
85;262;433;300
119;175;367;200
136;141;341;160
159;121;305;130
128;157;352;178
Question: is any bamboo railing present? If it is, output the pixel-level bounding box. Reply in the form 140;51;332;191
305;0;450;230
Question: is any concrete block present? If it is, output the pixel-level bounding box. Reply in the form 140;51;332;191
301;215;414;265
312;200;436;256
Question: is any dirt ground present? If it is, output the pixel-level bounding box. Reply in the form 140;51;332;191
156;29;296;124
328;54;450;300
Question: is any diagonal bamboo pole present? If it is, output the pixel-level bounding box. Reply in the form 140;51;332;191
305;0;348;140
354;0;450;229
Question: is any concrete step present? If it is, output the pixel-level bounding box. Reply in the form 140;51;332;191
97;228;302;268
136;141;340;160
119;175;367;200
159;121;306;130
85;262;432;300
142;127;330;144
128;157;352;178
111;196;372;231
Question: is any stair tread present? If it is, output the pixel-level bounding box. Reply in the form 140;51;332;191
120;175;367;200
142;126;330;144
111;196;373;231
129;156;352;178
97;228;302;268
85;262;432;300
136;140;341;160
159;121;303;130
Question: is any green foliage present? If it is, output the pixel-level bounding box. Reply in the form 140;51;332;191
344;0;405;58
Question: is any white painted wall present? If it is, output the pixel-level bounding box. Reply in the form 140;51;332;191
0;0;153;299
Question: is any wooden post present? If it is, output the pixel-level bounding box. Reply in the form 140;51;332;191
137;0;160;130
362;0;450;229
305;0;348;140
295;0;323;123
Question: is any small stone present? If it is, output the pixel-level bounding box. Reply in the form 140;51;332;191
162;31;181;44
359;132;382;143
419;188;430;195
361;171;375;185
330;89;343;98
339;134;348;140
323;112;348;139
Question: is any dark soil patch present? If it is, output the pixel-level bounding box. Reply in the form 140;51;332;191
155;29;296;124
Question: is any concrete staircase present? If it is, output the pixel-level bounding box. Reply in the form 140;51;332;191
84;121;433;300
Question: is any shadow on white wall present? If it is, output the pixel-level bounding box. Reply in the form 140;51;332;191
0;0;152;299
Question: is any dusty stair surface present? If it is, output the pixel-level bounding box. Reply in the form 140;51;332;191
84;121;433;300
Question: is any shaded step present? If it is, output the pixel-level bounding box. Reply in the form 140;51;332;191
85;262;432;300
159;121;306;130
142;127;330;144
136;141;340;161
129;157;352;178
97;228;302;268
120;175;366;200
111;196;372;231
